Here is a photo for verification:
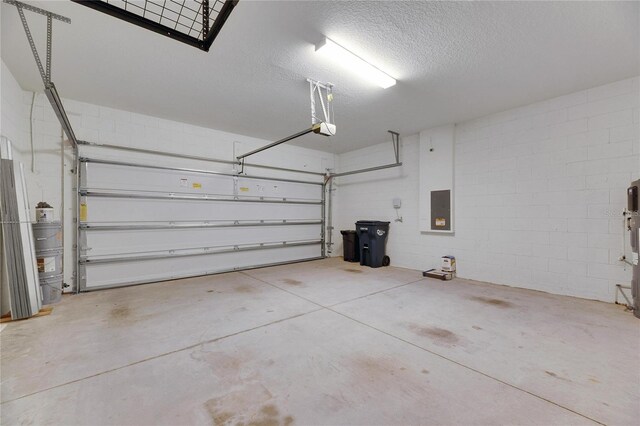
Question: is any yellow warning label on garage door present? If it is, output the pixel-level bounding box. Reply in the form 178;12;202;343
192;183;202;189
80;203;87;221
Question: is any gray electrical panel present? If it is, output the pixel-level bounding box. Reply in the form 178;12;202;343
628;179;639;319
431;189;451;231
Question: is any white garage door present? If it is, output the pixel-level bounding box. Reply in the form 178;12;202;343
77;155;325;290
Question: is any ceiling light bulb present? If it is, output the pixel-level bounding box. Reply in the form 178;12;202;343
315;37;396;89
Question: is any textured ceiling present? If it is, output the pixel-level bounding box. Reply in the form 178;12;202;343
2;1;638;153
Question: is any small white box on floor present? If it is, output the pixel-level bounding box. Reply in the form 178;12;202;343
441;256;456;272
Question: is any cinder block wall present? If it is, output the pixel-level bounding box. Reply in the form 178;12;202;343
334;76;640;302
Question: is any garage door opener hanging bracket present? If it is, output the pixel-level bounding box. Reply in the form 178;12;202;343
5;0;77;149
236;79;336;168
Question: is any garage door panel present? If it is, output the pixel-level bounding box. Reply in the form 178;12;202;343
83;161;323;200
235;177;322;200
82;198;322;222
84;162;235;196
84;224;322;256
82;244;322;290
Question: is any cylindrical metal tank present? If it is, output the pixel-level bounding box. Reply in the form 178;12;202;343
32;221;63;304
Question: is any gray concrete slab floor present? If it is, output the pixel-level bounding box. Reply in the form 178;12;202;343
1;258;638;425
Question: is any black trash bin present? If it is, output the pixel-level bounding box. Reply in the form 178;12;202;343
340;230;360;262
356;220;390;268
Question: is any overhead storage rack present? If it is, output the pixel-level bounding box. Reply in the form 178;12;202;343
71;0;238;51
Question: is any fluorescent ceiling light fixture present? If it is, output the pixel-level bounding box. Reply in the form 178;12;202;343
315;37;396;89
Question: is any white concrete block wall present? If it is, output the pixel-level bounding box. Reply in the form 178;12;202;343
334;76;639;302
1;61;29;159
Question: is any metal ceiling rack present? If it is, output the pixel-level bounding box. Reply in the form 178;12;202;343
70;0;237;52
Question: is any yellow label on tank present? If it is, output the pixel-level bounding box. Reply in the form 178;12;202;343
80;203;87;221
192;183;202;189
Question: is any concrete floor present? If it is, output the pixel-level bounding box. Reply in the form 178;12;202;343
1;258;638;425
